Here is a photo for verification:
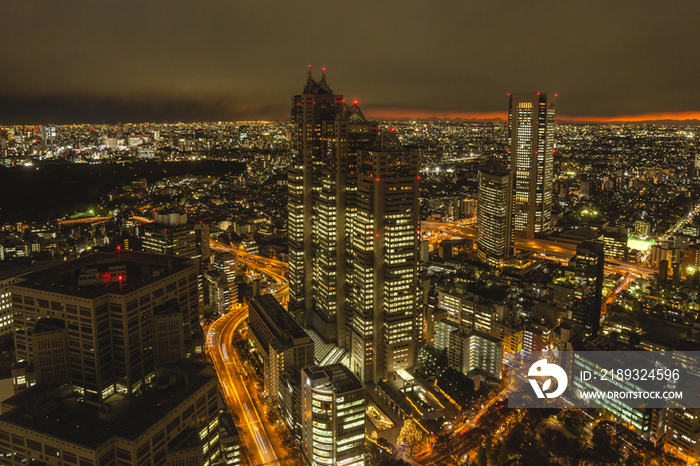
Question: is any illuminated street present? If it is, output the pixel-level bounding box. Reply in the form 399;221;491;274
206;243;294;466
208;308;294;466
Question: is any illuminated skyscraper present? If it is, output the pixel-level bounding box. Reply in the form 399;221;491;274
571;240;604;336
477;169;513;266
289;70;418;383
509;93;556;239
288;69;376;346
289;67;343;332
348;134;420;383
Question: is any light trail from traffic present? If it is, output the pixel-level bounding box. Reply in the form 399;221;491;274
210;239;290;302
208;308;290;465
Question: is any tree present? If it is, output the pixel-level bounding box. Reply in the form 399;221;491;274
561;410;586;437
540;427;568;460
397;419;424;456
364;441;381;465
497;441;509;465
484;434;494;461
591;423;623;465
477;446;488;466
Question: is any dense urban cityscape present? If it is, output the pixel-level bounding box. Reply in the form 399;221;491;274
0;65;698;466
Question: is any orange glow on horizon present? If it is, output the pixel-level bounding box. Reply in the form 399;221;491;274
366;108;700;123
563;111;700;123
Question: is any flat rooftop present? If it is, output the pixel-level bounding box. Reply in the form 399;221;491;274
249;294;308;341
0;258;65;283
0;360;215;449
305;364;363;394
12;251;195;299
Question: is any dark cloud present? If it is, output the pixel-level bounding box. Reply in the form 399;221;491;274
0;94;286;125
0;0;698;123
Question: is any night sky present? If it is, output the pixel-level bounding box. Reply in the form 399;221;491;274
1;0;699;124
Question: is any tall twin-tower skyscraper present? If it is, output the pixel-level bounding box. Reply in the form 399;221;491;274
288;68;420;384
477;93;556;265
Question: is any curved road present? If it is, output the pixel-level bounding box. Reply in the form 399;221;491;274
209;308;291;466
207;242;294;465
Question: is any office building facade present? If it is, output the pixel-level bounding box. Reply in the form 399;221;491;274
348;135;420;384
10;251;199;402
301;364;365;466
509;93;556;239
571;240;605;336
141;211;210;264
247;294;315;405
289;71;419;384
477;169;513;266
0;361;221;466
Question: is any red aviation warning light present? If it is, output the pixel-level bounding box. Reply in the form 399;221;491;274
354;100;358;105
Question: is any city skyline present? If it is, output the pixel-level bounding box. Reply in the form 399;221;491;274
2;8;700;461
1;1;700;124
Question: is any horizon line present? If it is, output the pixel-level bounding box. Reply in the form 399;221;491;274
4;111;700;126
364;108;700;124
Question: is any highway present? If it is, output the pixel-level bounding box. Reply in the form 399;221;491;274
58;216;112;226
208;307;291;466
206;241;294;465
421;221;658;277
209;239;290;302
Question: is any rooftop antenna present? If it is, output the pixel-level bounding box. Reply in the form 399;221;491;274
307;64;312;81
322;67;326;80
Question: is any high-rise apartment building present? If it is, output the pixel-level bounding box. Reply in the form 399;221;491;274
348;135;420;383
477;169;513;266
204;252;239;315
288;70;418;384
509;93;556;239
301;364;365;466
10;251;199;401
448;328;503;379
571;240;604;336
